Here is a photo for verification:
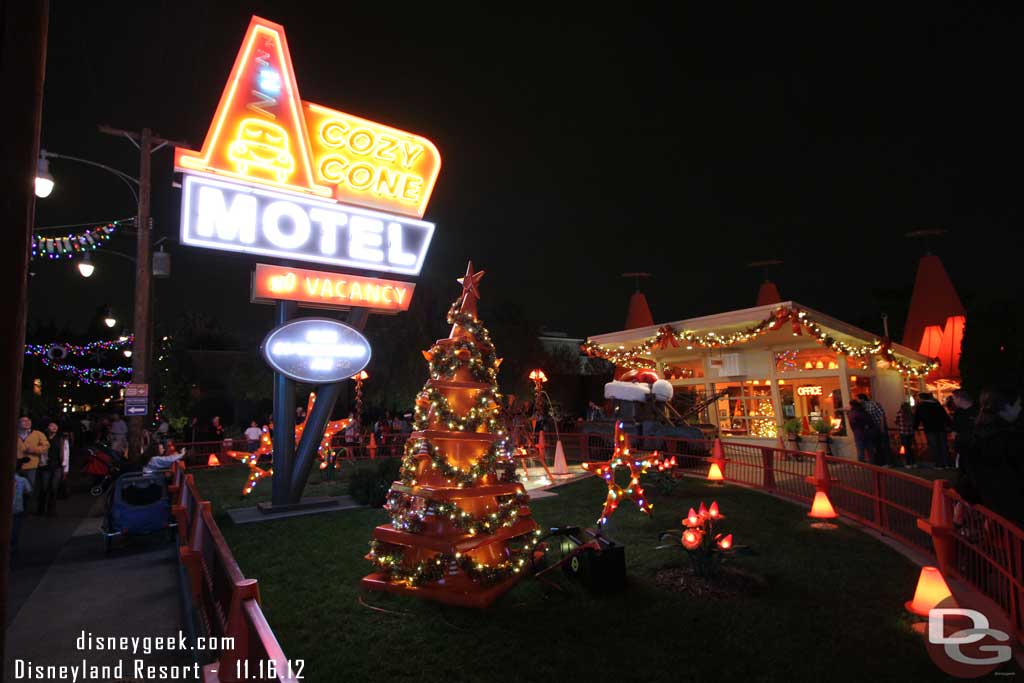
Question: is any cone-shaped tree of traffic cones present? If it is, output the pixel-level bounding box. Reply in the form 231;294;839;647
362;263;541;608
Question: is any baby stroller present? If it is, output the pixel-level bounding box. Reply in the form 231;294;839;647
83;442;125;497
101;472;175;552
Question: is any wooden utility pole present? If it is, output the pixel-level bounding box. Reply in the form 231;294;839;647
98;125;186;457
0;0;49;666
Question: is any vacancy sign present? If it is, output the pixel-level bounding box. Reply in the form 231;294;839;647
175;16;439;275
252;263;414;313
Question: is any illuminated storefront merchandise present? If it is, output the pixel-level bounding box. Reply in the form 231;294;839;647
586;301;934;458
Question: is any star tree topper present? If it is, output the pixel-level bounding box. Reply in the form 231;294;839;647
450;261;486;339
581;422;665;525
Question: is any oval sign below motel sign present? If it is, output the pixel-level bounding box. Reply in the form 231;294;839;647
260;318;371;384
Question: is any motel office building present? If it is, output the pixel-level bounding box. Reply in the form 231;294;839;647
585;301;935;459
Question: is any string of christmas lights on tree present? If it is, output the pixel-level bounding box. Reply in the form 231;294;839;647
37;357;132;387
25;335;133;359
582;305;939;377
364;262;542;605
30;219;130;260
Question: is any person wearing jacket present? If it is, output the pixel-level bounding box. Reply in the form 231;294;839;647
894;402;917;467
914;392;952;468
956;388;1024;525
951;389;979;470
16;416;48;492
848;400;878;463
37;421;69;515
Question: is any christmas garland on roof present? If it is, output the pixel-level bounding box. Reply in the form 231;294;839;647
582;305;939;377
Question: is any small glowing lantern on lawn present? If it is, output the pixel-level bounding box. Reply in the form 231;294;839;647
717;534;733;550
208;453;221;467
707;461;724;481
905;566;955;617
808;490;838;519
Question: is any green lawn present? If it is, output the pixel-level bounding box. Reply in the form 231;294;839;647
192;467;951;682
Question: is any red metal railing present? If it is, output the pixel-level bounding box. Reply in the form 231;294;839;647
171;461;299;682
533;430;1022;639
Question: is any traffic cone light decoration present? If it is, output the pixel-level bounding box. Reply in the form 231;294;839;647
707;438;726;482
552;438;569;475
363;263;541;608
905;566;955;617
207;453;221;467
368;433;378;459
805;451;839;526
808;491;838;519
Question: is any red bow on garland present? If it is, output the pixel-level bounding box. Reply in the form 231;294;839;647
655;325;679;349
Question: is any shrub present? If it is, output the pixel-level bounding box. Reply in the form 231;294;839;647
349;458;401;507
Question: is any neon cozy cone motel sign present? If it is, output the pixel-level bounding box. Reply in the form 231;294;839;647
174;15;440;276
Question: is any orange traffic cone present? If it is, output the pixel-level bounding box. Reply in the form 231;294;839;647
207;453;221;467
707;438;726;481
905;566;955;617
367;433;378;460
552;439;569;475
917;479;955;574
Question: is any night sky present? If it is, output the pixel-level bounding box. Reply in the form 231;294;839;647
30;2;1022;344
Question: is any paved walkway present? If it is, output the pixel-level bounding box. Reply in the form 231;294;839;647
4;476;192;680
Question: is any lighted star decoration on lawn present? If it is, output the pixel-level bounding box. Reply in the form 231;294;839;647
223;392;351;496
450;261;486;339
582;422;666;525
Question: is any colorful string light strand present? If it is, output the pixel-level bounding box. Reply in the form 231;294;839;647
31;219;131;260
37;358;132;387
25;335;134;358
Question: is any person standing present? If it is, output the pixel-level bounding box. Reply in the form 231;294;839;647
37;422;69;515
16;416;48;494
210;415;225;441
244;420;263;451
914;392;953;468
894;402;917;467
12;460;32;556
847;400;878;463
109;413;128;454
858;393;891;467
955;388;1024;525
951;389;979;471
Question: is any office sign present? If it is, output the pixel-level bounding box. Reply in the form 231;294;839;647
174;16;440;219
797;385;823;397
252;263;414;313
181;174;433;275
261;317;371;384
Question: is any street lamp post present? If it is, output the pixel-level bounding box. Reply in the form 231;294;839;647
35;125;187;456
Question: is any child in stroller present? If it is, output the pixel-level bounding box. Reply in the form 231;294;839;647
82;441;127;497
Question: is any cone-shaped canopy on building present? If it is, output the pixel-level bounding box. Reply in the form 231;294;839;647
625;291;654;330
756;280;782;307
903;254;965;351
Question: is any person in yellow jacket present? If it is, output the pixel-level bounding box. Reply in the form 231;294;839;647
16;416;48;490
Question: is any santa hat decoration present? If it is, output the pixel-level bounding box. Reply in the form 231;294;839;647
651;379;674;402
635;369;660;384
620;369;640;382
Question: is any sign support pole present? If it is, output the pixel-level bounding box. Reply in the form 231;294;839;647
285;306;369;504
271;300;297;506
